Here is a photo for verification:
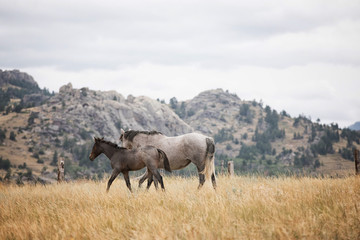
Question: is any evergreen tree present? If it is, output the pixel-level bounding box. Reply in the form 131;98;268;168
0;128;6;144
238;144;258;161
169;97;178;109
9;131;16;141
51;150;58;166
0;157;10;170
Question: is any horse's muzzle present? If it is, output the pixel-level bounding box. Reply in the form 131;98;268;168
89;154;94;161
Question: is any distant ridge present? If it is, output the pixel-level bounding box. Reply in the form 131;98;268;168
349;121;360;131
1;69;360;182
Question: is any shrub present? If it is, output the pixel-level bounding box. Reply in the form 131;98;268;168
0;128;6;144
115;120;122;130
37;159;44;164
9;131;16;141
18;162;27;169
0;157;11;170
238;144;258;161
294;152;316;168
24;168;33;178
28;112;39;126
242;133;248;140
79;129;91;140
214;128;234;143
239;104;253;123
339;147;354;161
187;109;195;117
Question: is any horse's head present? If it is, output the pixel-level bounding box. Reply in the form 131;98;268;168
89;137;104;161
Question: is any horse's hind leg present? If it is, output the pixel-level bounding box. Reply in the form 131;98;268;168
138;170;150;188
107;169;121;192
152;170;165;191
211;173;217;189
147;175;159;190
195;164;206;189
197;173;205;189
139;170;158;190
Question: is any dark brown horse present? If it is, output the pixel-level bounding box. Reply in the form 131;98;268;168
89;137;171;192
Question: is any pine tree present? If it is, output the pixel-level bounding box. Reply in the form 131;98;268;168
51;151;58;166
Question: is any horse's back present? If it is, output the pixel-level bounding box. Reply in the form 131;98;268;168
179;132;211;149
159;133;210;165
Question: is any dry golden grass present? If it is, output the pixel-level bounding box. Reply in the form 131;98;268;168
1;175;360;240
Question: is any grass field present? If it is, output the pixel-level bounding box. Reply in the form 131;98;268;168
1;175;359;239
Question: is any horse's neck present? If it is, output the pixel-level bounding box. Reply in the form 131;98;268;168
101;143;118;160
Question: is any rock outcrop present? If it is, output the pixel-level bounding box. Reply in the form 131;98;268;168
39;83;193;143
0;69;39;89
182;89;243;135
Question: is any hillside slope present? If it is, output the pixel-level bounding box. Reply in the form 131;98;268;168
170;89;359;175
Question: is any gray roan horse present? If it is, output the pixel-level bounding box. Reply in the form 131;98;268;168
120;129;216;189
89;137;171;192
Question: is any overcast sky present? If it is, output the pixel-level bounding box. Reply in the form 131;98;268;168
1;0;359;127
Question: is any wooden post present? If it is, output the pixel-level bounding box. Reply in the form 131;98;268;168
221;160;224;174
57;159;65;182
228;161;234;176
354;149;359;175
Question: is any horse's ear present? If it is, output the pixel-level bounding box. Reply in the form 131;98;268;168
121;128;125;134
94;137;97;142
101;137;104;140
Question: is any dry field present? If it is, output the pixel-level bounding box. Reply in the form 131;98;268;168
1;175;359;240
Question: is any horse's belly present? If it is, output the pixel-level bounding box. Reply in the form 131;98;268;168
169;159;192;170
162;153;191;170
128;161;146;171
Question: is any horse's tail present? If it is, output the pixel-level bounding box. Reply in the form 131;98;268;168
157;149;172;173
201;137;216;181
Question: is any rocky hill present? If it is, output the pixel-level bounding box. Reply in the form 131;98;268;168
0;70;359;183
171;89;359;175
0;69;52;112
42;82;192;143
0;69;38;88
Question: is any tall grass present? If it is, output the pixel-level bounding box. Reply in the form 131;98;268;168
1;175;359;239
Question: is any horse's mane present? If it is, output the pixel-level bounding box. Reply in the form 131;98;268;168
123;130;163;142
95;137;127;150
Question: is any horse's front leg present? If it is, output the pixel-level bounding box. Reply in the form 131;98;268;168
107;169;121;192
123;171;132;192
153;176;159;189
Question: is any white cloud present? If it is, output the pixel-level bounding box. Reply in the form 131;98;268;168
1;0;360;127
